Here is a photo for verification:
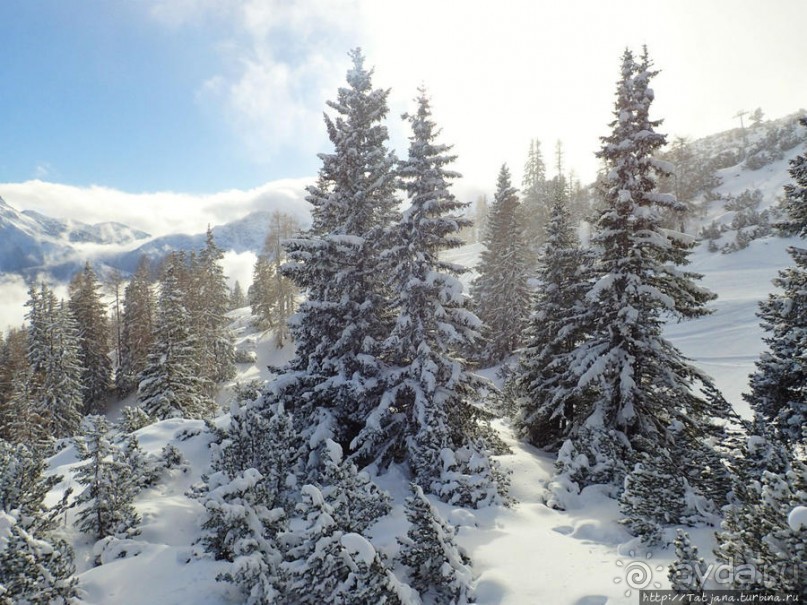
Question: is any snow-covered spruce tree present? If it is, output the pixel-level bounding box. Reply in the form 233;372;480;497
775;117;807;236
0;510;78;605
25;285;84;440
398;483;474;604
561;48;726;492
0;326;28;439
745;131;807;446
715;458;806;596
0;440;78;603
471;164;531;365
138;254;214;420
618;450;687;544
282;484;355;605
229;280;246;311
513;173;595;450
337;533;415;605
194;228;236;387
668;529;707;593
200;467;286;602
117;257;155;395
69;261;112;413
283;485;409;605
279;48;398;448
3;367;46;446
195;398;301;603
0;440;70;534
354;90;501;505
73;415;140;541
316;439;390;533
249;254;279;330
212;400;302;515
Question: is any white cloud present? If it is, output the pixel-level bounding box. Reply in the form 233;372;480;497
0;275;29;332
0;274;71;333
146;0;807;196
221;250;258;291
0;178;311;239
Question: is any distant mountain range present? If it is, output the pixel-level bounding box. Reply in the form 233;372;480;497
0;195;281;281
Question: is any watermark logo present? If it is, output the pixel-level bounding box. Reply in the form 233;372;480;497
614;551;665;597
614;553;800;595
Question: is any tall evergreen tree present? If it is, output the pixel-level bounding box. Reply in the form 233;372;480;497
229;280;246;311
513;170;594;450
195;228;236;387
25;285;84;440
279;48;399;448
745;129;807;445
69;261;113;412
117;257;155;394
355;91;487;486
0;327;28;440
561;48;724;491
471;165;531;364
521;138;550;258
138;254;214;420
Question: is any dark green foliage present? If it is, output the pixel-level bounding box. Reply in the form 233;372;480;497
715;453;806;596
398;483;474;604
668;529;707;593
73;415;140;541
316;439;390;533
194;228;236;386
117;257;155;395
550;48;726;505
138;254;214;420
0;513;78;605
25;284;84;440
282;485;353;605
513;176;594;450
68;262;112;413
745;135;807;446
0;440;77;604
280;48;399;449
776;117;807;237
619;451;687;544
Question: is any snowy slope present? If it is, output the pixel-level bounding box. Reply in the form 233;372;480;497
37;122;807;604
42;226;794;604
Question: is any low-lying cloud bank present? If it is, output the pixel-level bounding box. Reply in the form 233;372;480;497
0;178;312;239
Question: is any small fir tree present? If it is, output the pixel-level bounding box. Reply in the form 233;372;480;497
668;529;707;593
73;415;140;541
398;483;474;604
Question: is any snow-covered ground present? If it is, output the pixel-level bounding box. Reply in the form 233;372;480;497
40;223;796;604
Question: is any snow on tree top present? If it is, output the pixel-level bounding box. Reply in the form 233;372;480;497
340;532;377;566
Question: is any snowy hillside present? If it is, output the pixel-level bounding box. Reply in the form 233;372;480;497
9;113;807;604
39;219;799;604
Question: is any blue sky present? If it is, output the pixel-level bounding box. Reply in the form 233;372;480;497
1;0;806;197
0;1;300;191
